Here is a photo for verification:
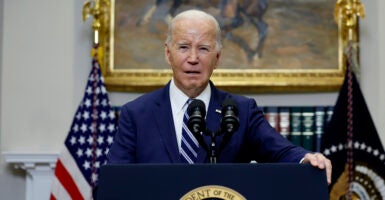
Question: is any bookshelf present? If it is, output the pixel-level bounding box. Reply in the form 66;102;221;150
263;106;334;152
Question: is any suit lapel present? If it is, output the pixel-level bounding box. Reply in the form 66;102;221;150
153;83;180;163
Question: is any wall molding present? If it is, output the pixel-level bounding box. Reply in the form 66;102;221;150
3;152;59;200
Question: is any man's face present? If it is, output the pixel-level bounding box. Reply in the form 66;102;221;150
165;18;221;97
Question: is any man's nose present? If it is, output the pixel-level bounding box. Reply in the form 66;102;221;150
187;49;199;63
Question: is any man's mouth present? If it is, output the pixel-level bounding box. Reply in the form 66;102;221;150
185;70;200;74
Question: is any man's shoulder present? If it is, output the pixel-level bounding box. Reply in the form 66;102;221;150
213;86;253;104
122;85;168;108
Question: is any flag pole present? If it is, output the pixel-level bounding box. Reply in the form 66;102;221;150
82;0;110;192
335;1;365;199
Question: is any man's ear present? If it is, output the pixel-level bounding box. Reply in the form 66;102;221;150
214;50;222;69
164;43;171;65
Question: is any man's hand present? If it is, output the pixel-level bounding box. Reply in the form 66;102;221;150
302;153;332;185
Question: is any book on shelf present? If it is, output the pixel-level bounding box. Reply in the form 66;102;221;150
290;107;302;147
263;106;280;133
314;107;326;152
301;107;315;151
325;106;334;124
278;107;290;138
263;105;334;152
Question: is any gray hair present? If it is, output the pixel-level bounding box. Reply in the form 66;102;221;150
165;9;222;52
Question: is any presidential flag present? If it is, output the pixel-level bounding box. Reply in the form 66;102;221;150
50;52;117;199
322;43;385;199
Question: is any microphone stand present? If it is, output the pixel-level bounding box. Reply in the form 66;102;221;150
209;131;217;164
203;129;222;164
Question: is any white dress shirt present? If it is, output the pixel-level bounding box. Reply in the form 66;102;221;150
169;79;211;151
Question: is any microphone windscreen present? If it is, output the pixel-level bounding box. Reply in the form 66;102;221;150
221;98;238;114
188;99;206;117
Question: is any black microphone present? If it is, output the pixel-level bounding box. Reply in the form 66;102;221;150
221;98;239;134
187;99;208;151
219;98;239;152
187;99;206;134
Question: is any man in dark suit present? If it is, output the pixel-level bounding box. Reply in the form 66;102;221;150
107;9;332;184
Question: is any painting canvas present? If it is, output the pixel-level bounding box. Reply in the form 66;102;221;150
102;0;344;92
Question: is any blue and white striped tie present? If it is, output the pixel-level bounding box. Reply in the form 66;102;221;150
180;99;199;163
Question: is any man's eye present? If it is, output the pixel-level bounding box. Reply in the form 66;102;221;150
178;46;188;50
199;47;210;53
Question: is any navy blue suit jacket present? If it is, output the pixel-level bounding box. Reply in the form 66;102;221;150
107;82;309;164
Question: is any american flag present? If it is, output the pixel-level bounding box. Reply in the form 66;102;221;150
50;55;117;199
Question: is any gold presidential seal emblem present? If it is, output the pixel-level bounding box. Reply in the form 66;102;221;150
180;185;246;200
324;142;385;200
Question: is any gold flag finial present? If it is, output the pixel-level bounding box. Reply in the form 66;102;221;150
335;0;365;80
82;0;110;71
335;0;365;42
82;0;110;45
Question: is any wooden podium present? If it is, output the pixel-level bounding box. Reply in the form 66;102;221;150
96;163;328;200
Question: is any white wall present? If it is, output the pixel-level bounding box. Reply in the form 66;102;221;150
0;0;384;199
0;0;2;135
0;0;78;199
1;0;77;152
360;0;385;144
378;0;385;142
0;1;25;200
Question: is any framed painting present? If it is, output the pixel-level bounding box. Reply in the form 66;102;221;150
96;0;348;93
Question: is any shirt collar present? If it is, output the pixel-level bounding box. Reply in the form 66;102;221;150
169;79;211;112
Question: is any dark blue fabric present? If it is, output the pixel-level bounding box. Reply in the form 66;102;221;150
107;81;308;164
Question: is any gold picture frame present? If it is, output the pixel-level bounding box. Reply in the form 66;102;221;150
84;0;358;93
